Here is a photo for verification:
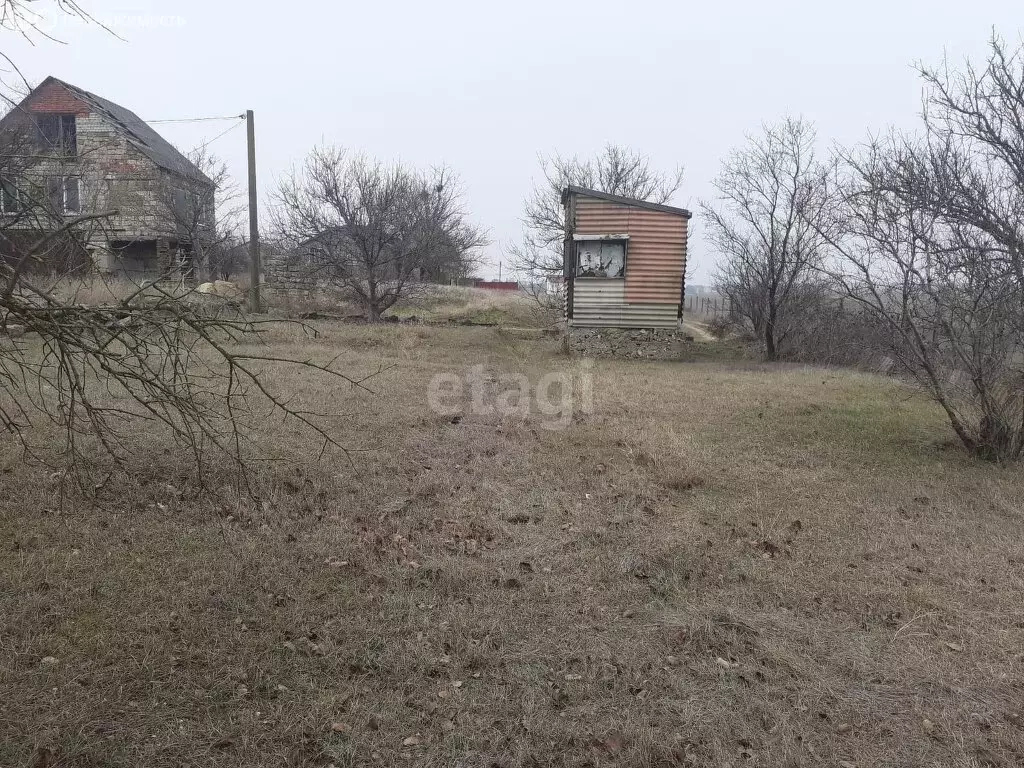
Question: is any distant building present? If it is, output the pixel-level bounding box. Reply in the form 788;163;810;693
474;280;519;292
685;284;715;297
282;226;470;286
561;186;691;328
545;274;565;295
0;76;215;276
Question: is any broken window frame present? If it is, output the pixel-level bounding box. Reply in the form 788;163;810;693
37;114;78;157
172;187;214;231
197;191;214;228
48;176;82;215
573;234;629;279
0;178;24;215
172;187;189;220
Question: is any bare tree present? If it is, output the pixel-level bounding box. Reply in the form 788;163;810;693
701;118;834;360
821;34;1024;461
508;144;684;284
273;146;486;321
157;146;246;284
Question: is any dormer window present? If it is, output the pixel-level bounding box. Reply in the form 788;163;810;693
37;114;77;156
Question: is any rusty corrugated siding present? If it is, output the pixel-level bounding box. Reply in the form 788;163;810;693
570;279;679;329
575;197;632;233
572;278;625;308
574;196;687;305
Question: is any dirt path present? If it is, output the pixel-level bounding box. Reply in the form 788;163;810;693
682;318;716;342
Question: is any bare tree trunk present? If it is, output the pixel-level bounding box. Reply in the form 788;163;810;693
764;320;777;361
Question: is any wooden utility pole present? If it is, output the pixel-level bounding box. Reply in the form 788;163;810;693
246;109;261;313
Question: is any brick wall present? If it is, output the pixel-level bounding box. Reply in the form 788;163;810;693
23;81;91;116
25;115;175;256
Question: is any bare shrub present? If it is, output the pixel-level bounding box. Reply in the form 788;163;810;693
762;280;898;369
273;147;486;321
822;34;1024;461
155;146;246;284
702;118;835;361
704;313;738;341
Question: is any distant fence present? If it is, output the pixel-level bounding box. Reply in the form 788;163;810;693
684;295;732;316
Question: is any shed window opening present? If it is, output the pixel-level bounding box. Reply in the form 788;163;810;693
576;239;626;278
37;114;78;156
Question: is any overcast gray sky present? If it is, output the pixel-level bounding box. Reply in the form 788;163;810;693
6;0;1022;280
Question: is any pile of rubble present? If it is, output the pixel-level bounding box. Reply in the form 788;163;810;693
568;327;693;360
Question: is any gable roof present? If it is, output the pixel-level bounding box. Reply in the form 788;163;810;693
563;185;692;219
298;226;351;250
29;76;214;186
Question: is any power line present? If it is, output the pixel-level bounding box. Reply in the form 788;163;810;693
146;114;247;125
3;98;246;128
192;119;245;153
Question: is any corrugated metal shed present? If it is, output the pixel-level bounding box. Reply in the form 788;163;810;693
564;187;691;329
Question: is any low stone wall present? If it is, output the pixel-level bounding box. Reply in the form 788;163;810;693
264;251;315;302
568;327;693;360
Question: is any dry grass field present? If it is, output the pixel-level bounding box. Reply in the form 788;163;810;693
2;318;1023;768
41;276;553;330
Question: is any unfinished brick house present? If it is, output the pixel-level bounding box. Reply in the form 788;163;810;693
0;76;215;276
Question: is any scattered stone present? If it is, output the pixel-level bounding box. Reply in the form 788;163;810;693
40;656;59;666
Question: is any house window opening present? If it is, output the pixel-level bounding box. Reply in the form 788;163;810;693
49;177;81;215
38;114;78;156
576;238;626;278
0;179;23;214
